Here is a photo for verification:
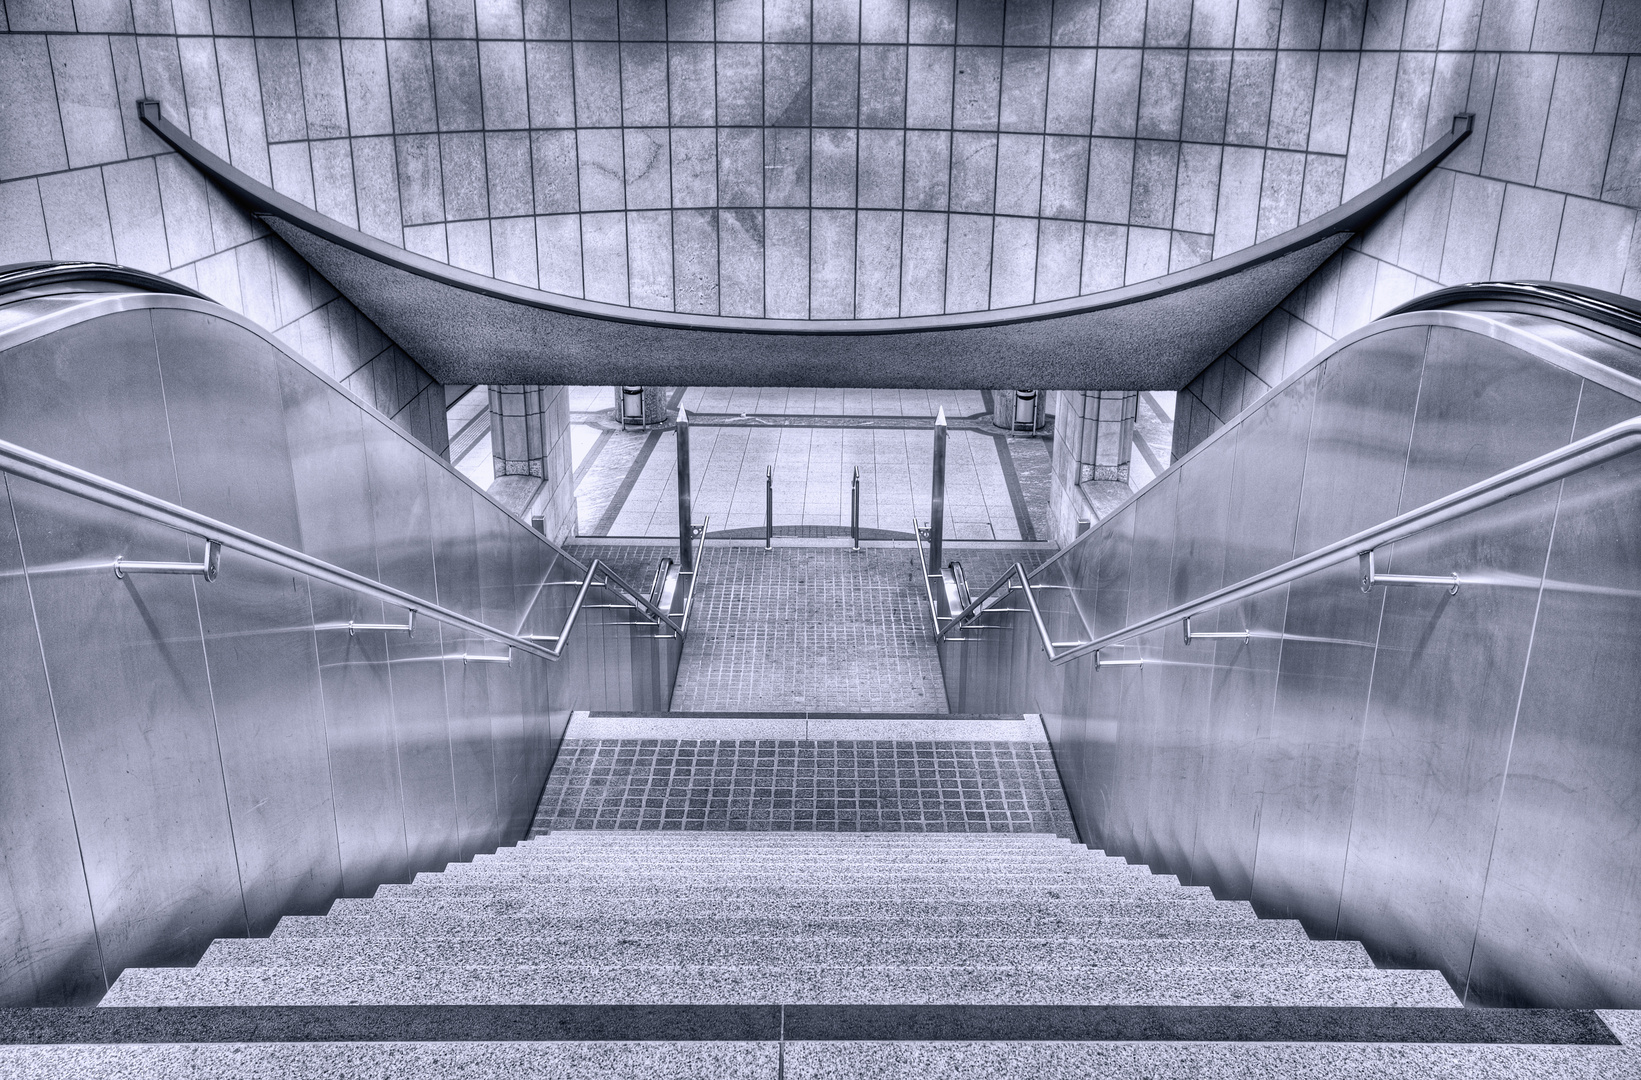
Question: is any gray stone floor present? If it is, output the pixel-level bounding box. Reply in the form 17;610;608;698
568;542;1052;715
531;739;1076;836
667;546;947;713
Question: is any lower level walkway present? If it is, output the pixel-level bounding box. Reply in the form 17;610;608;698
571;543;1049;713
570;386;1053;542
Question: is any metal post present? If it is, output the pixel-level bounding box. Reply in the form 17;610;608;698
675;408;693;571
765;465;773;550
929;407;947;577
851;467;861;552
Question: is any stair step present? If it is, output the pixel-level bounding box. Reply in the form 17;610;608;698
782;1040;1634;1079
197;937;1373;971
372;882;1213;903
526;833;1074;842
418;868;1165;887
3;1039;1629;1080
468;853;1138;870
102;964;1460;1008
522;836;1077;847
0;1043;772;1080
330;896;1250;920
273;913;1302;941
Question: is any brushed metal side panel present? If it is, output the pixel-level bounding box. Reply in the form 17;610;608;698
1148;432;1237;881
362;413;461;873
1192;371;1318;898
1336;330;1583;983
1250;326;1427;928
9;479;246;971
152;309;340;934
0;478;105;1005
310;581;410;894
1120;469;1180;867
280;374;409;892
278;363;380;578
192;554;340;935
1066;502;1137;852
1466;381;1641;1007
470;502;531;829
150;309;304;546
427;465;501;855
1090;502;1136;640
0;310;176;489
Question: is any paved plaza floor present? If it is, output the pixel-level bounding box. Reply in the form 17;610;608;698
570;543;1047;714
569;387;1053;542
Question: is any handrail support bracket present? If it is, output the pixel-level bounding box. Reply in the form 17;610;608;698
1359;549;1459;595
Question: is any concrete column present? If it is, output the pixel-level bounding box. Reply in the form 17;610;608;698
489;385;548;477
487;385;575;542
1077;390;1138;484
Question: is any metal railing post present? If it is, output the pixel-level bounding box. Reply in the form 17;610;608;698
851;466;861;551
765;465;773;550
675;407;694;571
929;408;948;613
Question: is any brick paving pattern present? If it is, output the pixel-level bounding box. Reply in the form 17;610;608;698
667;546;947;713
531;739;1076;836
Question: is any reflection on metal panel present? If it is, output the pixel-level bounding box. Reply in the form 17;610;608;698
0;477;105;1006
0;289;679;1006
942;305;1641;1008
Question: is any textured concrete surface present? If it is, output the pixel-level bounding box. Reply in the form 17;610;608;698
256;220;1352;388
529;739;1075;833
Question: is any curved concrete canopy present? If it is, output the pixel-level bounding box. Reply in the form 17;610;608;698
143;103;1468;388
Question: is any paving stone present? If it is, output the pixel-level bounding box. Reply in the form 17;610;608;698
530;738;1076;834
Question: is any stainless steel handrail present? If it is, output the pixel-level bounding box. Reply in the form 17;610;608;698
941;415;1641;666
0;437;680;661
912;515;944;629
676;514;711;633
1386;280;1641;337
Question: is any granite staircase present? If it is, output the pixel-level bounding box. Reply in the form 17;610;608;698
104;832;1450;1010
3;714;1634;1076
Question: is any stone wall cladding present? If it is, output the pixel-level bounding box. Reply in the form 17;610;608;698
0;16;448;454
1174;0;1641;457
3;0;1592;333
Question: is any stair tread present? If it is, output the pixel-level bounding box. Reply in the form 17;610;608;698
5;1040;1632;1080
198;938;1372;970
103;964;1459;1008
270;915;1308;941
330;897;1258;919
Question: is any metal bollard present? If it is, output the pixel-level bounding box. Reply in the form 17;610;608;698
765;465;773;550
676;408;694;571
929;408;947;584
851;467;861;552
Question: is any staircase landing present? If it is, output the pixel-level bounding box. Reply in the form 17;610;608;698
532;712;1073;835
